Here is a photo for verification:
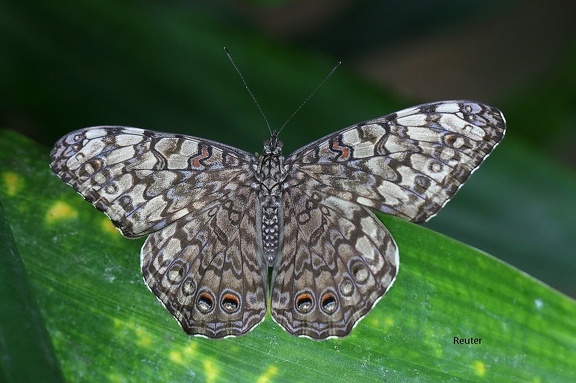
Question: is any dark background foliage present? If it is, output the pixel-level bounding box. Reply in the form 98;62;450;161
1;0;574;296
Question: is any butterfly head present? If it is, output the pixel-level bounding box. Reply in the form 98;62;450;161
263;131;283;156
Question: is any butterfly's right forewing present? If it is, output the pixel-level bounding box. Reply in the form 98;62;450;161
288;101;506;223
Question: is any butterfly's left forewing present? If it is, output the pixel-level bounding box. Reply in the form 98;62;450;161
49;127;256;237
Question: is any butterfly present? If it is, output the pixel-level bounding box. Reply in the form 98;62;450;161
50;100;506;339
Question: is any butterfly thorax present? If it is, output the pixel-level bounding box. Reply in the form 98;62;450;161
255;132;288;266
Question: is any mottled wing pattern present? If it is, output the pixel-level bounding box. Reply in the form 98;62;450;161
49;127;257;237
272;186;398;338
271;101;505;338
50;127;267;337
288;101;506;223
141;184;267;338
50;100;506;340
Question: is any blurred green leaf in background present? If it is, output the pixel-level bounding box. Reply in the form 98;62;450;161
1;1;575;382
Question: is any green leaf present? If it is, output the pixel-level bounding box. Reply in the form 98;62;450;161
2;1;576;381
0;201;65;383
1;129;575;382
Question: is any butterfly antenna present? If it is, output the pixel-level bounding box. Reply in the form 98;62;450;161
277;61;341;135
225;47;272;134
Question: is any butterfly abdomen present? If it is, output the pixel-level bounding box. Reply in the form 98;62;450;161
255;134;288;266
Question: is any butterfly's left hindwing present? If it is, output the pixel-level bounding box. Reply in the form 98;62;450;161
141;184;267;338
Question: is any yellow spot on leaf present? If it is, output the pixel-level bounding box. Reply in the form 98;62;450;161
370;316;394;330
135;327;152;347
170;351;184;365
257;365;278;383
168;342;199;367
182;342;199;357
473;360;486;376
203;358;218;383
46;201;78;224
100;217;120;236
2;172;24;197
